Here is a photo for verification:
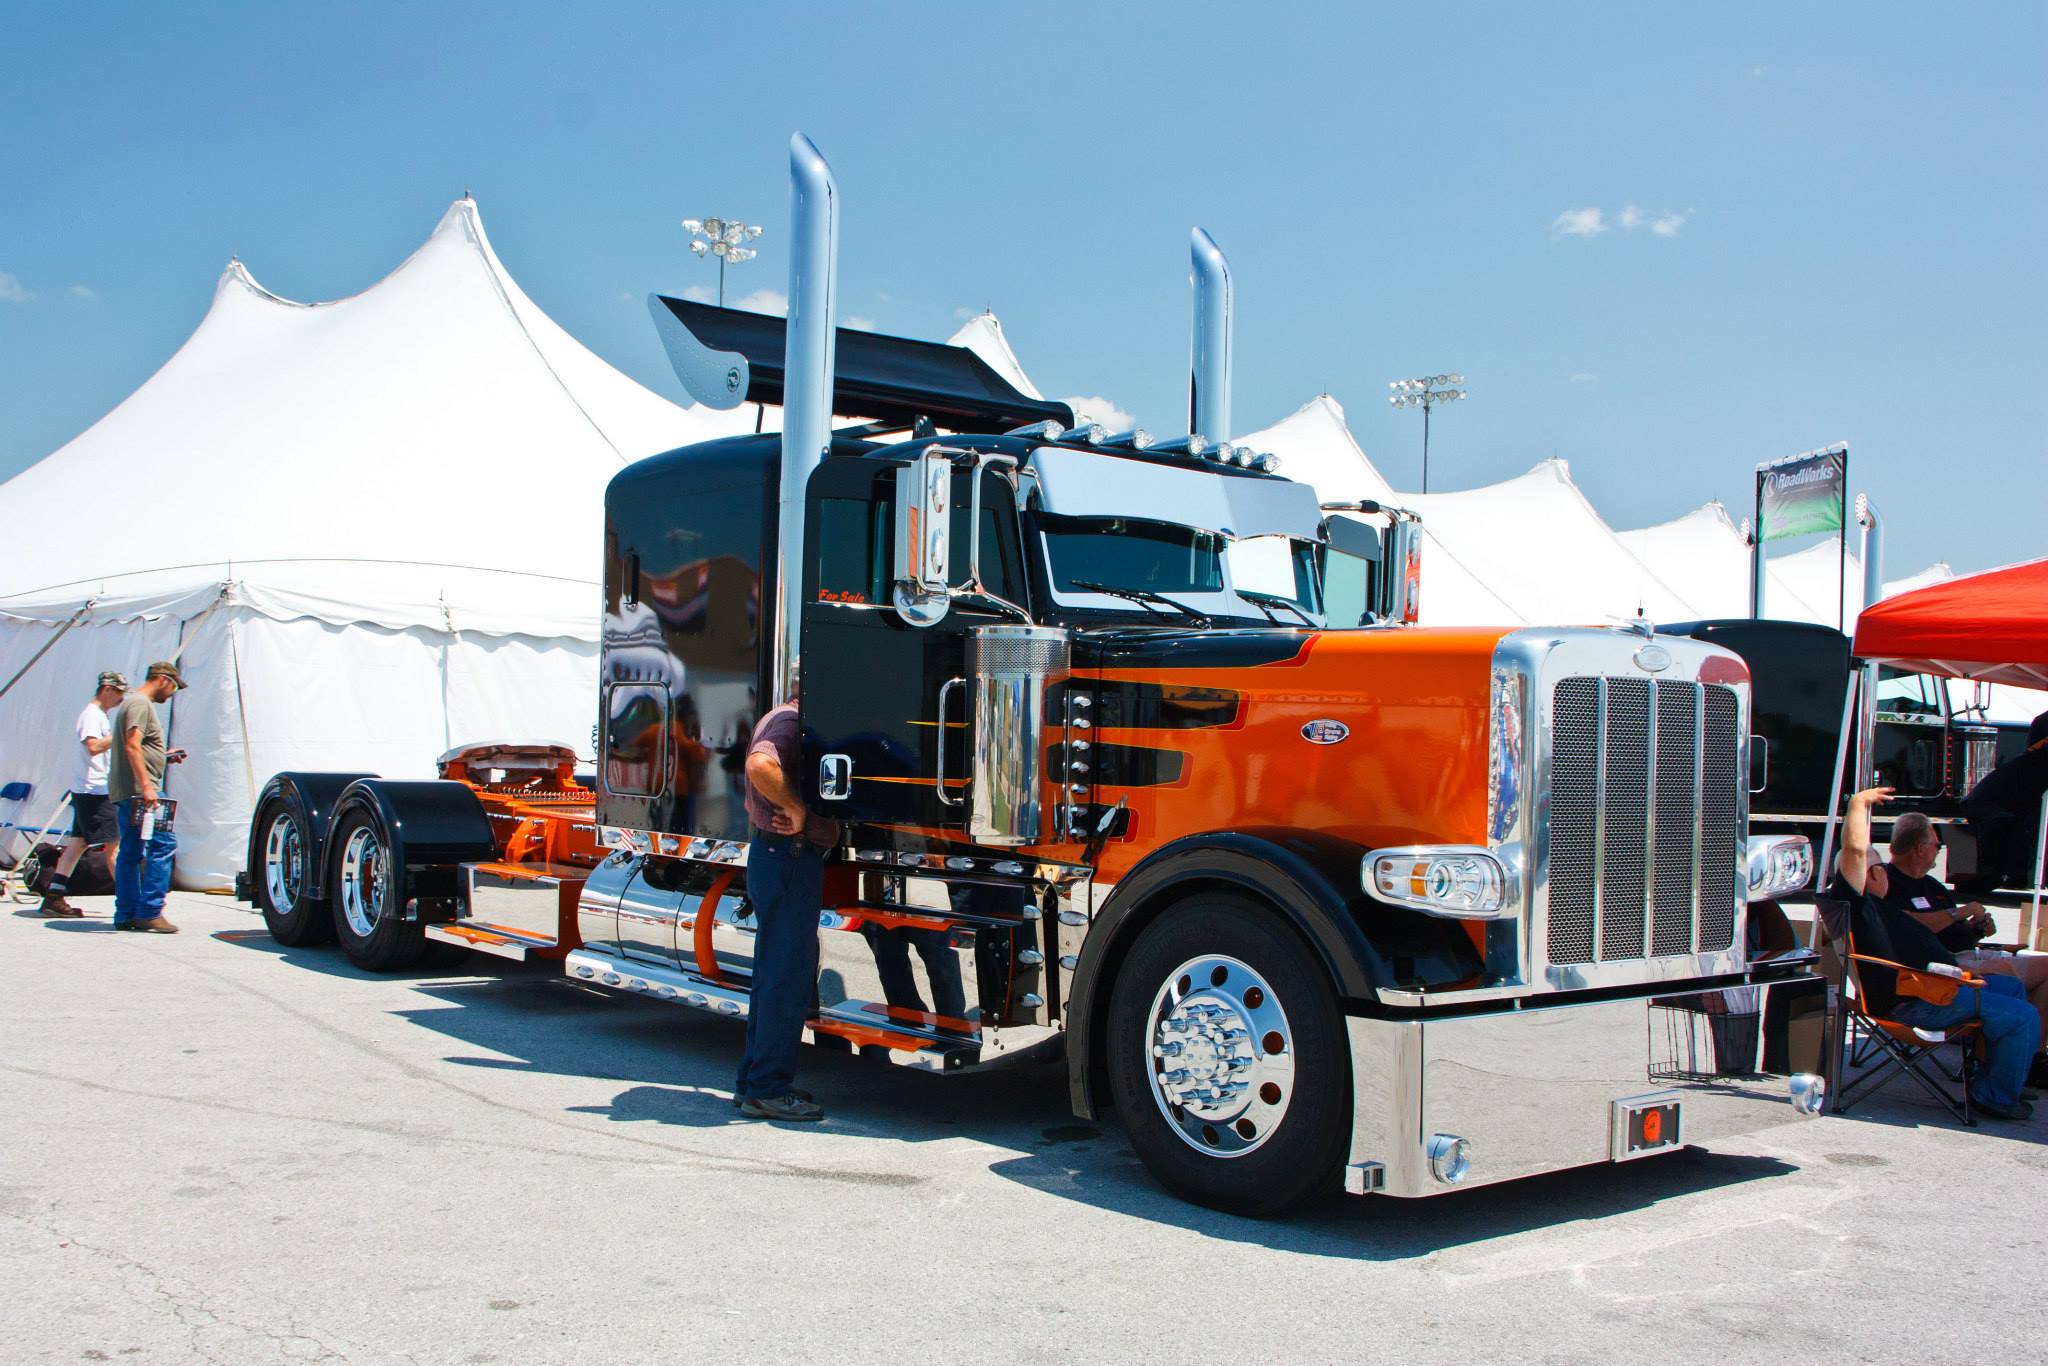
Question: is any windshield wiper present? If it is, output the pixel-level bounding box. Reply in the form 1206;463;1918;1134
1236;588;1316;626
1068;579;1212;628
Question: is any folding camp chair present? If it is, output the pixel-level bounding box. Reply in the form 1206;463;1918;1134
1814;896;1983;1126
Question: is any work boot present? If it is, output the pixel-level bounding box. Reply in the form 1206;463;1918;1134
1970;1094;2034;1122
128;917;180;935
37;894;82;918
731;1087;812;1109
738;1093;825;1122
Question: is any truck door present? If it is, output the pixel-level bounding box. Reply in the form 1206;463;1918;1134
799;455;1029;835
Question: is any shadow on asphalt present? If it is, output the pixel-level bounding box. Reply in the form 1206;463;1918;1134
219;929;1819;1259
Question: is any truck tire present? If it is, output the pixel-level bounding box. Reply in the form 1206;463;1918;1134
253;800;333;946
1105;892;1350;1216
329;809;425;972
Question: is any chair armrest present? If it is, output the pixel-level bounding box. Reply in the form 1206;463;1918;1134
1850;953;1976;1005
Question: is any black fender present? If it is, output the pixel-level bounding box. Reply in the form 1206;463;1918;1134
240;771;377;903
1063;828;1485;1118
327;779;499;911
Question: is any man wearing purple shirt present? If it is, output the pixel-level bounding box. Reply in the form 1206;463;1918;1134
733;695;839;1122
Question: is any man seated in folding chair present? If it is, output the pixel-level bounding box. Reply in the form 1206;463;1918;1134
1833;785;2042;1122
1867;810;2048;1083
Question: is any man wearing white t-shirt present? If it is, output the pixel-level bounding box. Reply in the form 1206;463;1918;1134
38;671;127;917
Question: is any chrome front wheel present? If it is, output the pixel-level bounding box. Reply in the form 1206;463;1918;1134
1145;954;1296;1156
1105;893;1349;1216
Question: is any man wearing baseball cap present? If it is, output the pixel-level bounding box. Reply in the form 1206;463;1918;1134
37;670;128;917
109;661;188;933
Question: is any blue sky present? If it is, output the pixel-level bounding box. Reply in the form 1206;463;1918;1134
3;3;2041;580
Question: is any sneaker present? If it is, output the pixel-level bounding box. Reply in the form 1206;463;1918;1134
1971;1094;2034;1122
129;917;179;935
37;895;82;918
730;1087;812;1109
738;1093;825;1122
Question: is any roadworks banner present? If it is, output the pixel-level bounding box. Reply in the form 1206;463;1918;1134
1756;446;1847;542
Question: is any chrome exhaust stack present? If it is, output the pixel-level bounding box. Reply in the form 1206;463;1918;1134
774;132;840;706
1190;227;1233;443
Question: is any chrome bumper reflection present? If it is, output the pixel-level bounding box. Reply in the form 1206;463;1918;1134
1345;974;1827;1198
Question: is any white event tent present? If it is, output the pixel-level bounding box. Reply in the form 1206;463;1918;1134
1235;399;1697;628
0;198;750;888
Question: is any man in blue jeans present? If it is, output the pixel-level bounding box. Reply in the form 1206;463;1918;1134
109;662;188;933
734;694;838;1121
1837;785;2042;1119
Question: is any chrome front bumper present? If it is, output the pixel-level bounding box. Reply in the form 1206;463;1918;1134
1345;973;1828;1197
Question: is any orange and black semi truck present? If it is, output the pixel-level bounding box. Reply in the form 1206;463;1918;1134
237;135;1826;1215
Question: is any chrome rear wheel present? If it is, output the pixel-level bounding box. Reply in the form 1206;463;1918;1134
337;824;390;938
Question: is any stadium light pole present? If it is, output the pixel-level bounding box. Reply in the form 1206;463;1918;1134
1388;374;1467;493
681;216;765;306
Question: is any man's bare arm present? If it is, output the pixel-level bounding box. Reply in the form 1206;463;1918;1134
83;735;112;756
1837;786;1894;895
121;726;156;805
745;751;805;834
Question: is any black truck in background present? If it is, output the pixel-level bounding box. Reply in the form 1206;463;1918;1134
1665;620;2031;881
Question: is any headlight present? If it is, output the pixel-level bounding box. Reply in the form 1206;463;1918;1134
1363;846;1514;919
1745;834;1813;900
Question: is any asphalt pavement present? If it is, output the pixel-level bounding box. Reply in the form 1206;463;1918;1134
6;890;2047;1365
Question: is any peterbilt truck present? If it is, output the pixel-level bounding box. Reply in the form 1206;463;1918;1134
238;135;1825;1215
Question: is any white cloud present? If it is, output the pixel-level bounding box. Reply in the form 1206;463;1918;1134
844;314;876;331
1062;395;1135;431
1553;205;1692;240
0;273;28;303
1569;372;1598;385
953;306;984;321
680;284;716;304
68;284;95;300
733;287;788;317
1552;207;1606;237
1751;64;1771;79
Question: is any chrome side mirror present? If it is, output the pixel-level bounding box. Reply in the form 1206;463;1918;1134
892;447;952;627
1383;516;1423;625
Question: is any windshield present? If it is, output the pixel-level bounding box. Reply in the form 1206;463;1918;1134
1041;515;1225;595
1225;535;1323;615
1039;513;1324;624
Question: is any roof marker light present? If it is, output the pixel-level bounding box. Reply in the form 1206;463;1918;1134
1006;419;1066;441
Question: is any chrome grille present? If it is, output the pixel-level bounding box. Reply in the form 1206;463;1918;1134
1546;676;1742;966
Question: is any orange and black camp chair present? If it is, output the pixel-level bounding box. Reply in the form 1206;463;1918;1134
1814;897;1983;1127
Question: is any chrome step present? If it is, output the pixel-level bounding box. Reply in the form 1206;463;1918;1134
563;948;751;1017
426;921;557;962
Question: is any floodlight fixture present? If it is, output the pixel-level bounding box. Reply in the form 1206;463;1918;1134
1387;371;1469;492
682;214;767;305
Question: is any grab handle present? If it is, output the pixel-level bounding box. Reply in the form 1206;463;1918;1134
935;677;966;807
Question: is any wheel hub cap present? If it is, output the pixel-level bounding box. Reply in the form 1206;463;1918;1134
1146;954;1294;1157
263;816;302;913
338;827;387;938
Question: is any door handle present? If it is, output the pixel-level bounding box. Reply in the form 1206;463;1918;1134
935;677;966;808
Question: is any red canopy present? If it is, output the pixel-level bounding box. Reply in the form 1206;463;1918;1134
1852;556;2048;689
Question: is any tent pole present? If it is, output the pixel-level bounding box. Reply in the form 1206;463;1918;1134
1813;670;1861;918
2023;794;2048;952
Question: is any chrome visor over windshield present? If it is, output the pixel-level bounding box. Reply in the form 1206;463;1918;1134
1028;445;1325;542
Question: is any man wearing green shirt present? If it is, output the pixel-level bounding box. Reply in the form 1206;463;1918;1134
110;661;188;933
